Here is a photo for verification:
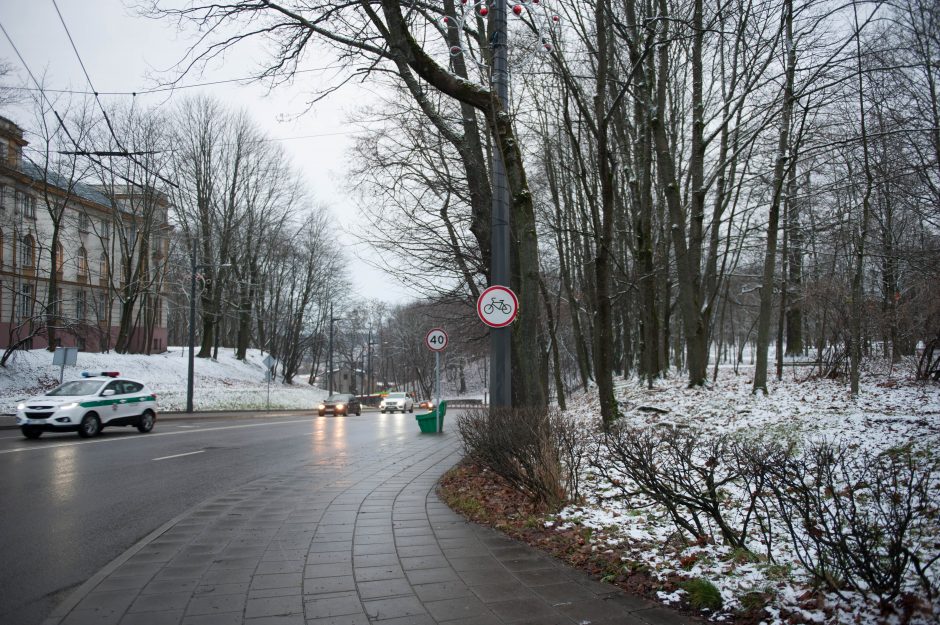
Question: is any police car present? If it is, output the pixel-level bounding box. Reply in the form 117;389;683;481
16;371;158;439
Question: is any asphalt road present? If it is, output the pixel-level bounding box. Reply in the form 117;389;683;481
0;409;417;625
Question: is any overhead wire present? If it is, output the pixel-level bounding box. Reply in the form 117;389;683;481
0;17;168;194
50;0;178;189
2;65;349;97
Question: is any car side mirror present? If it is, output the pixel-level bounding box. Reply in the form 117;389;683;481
102;389;116;397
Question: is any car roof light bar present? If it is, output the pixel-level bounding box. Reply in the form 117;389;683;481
81;371;121;378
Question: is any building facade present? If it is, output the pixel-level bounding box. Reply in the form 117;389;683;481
0;116;170;354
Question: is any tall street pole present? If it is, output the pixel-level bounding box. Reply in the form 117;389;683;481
490;0;512;408
186;246;196;413
328;302;334;395
367;326;373;397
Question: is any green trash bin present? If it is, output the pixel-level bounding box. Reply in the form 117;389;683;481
416;400;447;433
416;411;438;433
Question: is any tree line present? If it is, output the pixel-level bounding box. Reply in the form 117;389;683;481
136;0;938;412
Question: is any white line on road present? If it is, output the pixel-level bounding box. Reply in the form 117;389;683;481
0;419;314;455
153;450;205;461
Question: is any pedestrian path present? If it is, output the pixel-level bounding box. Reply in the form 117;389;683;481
44;429;697;625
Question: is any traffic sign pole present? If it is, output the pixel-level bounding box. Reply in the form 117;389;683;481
435;350;441;432
425;328;448;433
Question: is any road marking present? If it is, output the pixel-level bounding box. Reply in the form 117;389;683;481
153;450;205;461
0;419;314;455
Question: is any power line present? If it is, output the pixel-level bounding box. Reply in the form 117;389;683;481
51;0;178;189
2;65;348;97
0;18;157;194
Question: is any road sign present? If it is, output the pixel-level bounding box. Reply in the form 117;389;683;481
426;328;448;352
262;354;275;369
477;285;519;328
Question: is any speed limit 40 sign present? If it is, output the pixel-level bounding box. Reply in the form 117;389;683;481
425;328;448;352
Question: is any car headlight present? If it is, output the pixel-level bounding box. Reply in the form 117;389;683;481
336;404;344;410
17;403;25;410
318;404;325;410
58;402;79;410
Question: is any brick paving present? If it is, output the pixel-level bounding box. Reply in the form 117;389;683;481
43;429;697;625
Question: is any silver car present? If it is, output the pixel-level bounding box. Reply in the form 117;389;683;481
379;392;414;413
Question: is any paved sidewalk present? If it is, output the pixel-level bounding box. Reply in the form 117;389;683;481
43;430;697;625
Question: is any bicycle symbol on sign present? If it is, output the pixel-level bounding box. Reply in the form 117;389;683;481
483;298;512;315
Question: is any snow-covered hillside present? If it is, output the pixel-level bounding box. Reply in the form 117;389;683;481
0;348;327;413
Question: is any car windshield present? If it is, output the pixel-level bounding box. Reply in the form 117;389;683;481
327;394;350;402
46;380;105;396
388;392;407;399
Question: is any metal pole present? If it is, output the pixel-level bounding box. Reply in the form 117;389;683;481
490;0;512;408
435;350;442;432
328;302;334;395
186;246;196;413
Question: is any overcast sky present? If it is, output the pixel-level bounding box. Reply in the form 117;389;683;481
0;0;409;302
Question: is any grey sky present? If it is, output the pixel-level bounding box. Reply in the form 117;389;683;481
0;0;407;302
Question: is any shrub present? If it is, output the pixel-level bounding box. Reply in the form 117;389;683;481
680;577;723;610
593;424;771;549
456;406;586;510
766;441;940;604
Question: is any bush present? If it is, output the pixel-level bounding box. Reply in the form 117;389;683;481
593;424;770;549
680;577;723;610
456;406;585;510
766;441;940;604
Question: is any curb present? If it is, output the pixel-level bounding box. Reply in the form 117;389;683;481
41;507;191;625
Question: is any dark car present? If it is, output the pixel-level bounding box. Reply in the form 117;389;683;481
318;393;361;417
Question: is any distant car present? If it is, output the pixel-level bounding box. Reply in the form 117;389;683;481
318;393;361;417
419;399;435;410
380;392;414;414
16;371;157;439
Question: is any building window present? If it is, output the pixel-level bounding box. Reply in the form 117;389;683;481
76;290;86;321
0;184;6;210
17;193;36;219
96;293;107;320
53;287;63;317
18;284;32;318
19;234;34;268
54;242;64;276
77;247;89;281
0;228;4;267
78;212;90;232
99;252;109;284
100;219;110;239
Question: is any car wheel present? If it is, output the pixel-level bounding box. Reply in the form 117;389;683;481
356;408;361;416
381;409;385;414
409;406;414;413
318;410;325;416
78;413;101;438
137;410;156;433
21;426;42;440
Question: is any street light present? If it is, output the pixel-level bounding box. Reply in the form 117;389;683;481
186;248;230;413
367;325;375;398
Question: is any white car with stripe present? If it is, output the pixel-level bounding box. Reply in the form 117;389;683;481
16;371;158;439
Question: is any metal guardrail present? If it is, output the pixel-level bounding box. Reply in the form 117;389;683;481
444;399;485;408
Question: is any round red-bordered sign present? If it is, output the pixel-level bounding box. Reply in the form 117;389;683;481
425;328;448;351
477;285;519;328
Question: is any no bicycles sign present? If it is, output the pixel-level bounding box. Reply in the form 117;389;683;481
477;285;519;328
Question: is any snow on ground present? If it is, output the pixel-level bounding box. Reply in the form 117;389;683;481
0;347;327;413
558;362;940;624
